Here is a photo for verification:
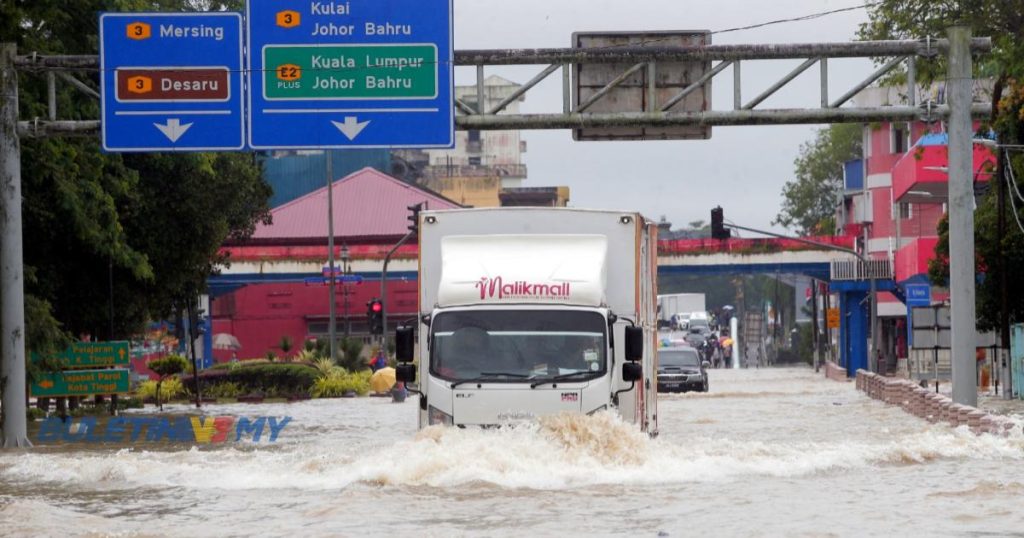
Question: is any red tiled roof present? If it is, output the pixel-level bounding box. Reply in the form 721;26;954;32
250;167;460;242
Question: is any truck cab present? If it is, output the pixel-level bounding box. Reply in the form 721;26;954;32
423;305;614;425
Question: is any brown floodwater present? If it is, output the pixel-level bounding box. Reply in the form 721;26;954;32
1;367;1022;537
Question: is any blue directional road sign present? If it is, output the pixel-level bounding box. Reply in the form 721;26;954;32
100;12;244;152
905;283;932;307
322;266;364;284
247;0;454;149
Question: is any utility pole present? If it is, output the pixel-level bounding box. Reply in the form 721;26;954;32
995;142;1012;398
974;134;1013;398
946;26;977;407
1;43;31;448
326;152;337;362
341;243;351;337
862;223;879;373
186;296;202;409
380;229;416;355
811;278;820;372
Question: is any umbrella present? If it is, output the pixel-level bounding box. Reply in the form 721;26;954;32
212;333;242;351
370;367;397;393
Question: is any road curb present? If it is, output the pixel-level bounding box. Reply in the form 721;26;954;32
855;369;1022;436
824;360;849;382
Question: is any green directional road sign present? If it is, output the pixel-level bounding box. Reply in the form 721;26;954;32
263;44;438;100
33;341;131;369
30;369;130;398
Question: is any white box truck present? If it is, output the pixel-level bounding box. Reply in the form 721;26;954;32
658;293;706;327
394;208;659;435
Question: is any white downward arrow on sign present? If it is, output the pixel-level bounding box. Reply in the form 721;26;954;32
153;118;194;142
331;117;371;140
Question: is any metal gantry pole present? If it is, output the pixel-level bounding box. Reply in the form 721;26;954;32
326;152;337;362
1;43;31;448
946;26;977;407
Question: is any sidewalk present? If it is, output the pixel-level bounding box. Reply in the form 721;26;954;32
977;393;1024;418
927;381;1024;418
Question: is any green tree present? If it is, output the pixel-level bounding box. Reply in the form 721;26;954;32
338;337;366;372
148;354;187;410
279;335;293;355
774;124;862;235
862;0;1024;330
1;0;270;353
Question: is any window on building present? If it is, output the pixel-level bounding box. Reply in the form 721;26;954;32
898;202;913;220
468;156;482;166
468;129;481;142
890;125;908;154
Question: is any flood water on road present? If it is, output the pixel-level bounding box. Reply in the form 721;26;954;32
2;367;1023;537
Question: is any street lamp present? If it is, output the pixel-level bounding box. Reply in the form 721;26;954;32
340;243;351;337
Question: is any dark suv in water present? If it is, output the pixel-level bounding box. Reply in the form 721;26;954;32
657;346;709;393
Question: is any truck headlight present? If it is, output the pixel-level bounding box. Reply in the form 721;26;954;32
428;405;453;426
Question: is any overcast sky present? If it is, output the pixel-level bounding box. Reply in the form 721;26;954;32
451;0;873;232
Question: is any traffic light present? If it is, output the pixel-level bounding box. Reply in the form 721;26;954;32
711;206;731;240
407;202;424;234
367;298;384;335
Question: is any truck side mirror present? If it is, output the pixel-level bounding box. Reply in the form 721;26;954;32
624;326;644;361
622;362;642;382
396;363;416;383
396;326;415;363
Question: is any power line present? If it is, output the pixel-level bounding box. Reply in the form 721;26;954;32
22;2;885;76
1005;155;1024;235
997;148;1024;204
712;2;880;35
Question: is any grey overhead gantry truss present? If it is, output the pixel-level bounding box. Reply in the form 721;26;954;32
14;37;992;137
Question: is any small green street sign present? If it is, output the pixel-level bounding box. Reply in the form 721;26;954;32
32;341;131;369
263;44;438;100
30;369;130;398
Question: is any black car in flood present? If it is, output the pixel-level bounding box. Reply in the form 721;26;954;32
657;346;709;393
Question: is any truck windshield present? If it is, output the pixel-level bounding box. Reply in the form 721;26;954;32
430;310;607;382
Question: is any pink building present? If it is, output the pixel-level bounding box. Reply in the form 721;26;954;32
837;83;995;367
208;168;460;363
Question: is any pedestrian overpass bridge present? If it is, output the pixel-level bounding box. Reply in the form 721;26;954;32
656;236;898;378
657;236;859;280
209;235;895;376
211;235;875;293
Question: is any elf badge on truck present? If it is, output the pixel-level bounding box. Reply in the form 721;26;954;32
393;208;659;434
